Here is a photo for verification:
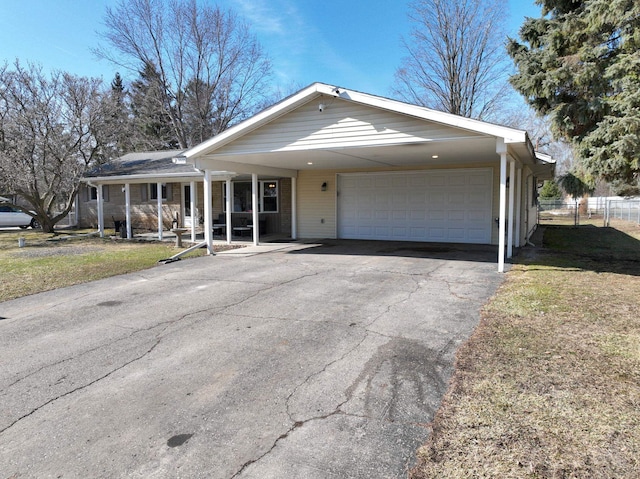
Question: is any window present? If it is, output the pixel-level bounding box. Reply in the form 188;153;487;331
88;185;109;202
141;183;172;202
262;182;278;212
150;183;168;200
223;180;279;213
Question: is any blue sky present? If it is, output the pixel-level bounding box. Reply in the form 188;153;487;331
0;0;541;98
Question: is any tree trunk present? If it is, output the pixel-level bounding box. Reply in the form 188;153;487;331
39;216;57;234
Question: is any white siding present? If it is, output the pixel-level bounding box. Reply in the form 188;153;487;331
214;99;485;155
297;170;338;238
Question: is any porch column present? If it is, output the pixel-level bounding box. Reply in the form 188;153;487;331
291;176;297;240
203;170;214;255
507;159;516;258
157;182;163;240
124;183;132;239
515;167;522;247
190;180;196;243
497;139;507;273
225;178;232;245
97;184;104;238
252;173;259;246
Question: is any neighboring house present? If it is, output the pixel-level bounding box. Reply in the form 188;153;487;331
82;82;555;271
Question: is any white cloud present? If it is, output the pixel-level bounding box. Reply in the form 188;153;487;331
230;0;286;34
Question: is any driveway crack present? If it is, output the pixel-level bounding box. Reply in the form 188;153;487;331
229;408;346;479
0;337;163;435
229;327;371;477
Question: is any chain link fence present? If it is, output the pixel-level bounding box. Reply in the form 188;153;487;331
538;197;640;226
604;199;640;226
538;199;583;224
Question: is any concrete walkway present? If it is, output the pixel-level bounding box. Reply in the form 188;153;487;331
0;240;503;478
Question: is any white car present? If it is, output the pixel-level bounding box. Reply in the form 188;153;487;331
0;205;40;229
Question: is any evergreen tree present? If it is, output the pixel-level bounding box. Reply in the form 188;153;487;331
539;180;563;200
129;62;179;150
508;0;640;192
103;72;135;155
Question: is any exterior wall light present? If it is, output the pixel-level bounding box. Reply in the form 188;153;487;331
321;182;328;191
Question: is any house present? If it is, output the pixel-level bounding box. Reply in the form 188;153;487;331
80;150;200;239
80;150;293;242
82;82;555;272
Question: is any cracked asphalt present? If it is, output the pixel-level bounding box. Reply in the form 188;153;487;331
0;240;503;478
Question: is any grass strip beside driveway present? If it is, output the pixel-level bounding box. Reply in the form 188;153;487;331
0;230;206;302
411;219;640;478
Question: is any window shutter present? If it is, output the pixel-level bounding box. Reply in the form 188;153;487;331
102;185;110;202
80;186;88;202
166;183;173;201
141;184;148;201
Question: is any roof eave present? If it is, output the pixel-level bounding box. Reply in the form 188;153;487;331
83;172;206;184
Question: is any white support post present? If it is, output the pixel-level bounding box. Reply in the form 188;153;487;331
252;173;259;246
189;180;196;243
157;182;163;240
124;183;132;239
291;177;297;240
507;159;516;258
97;184;104;238
203;170;214;255
514;168;522;247
225;178;232;245
497;140;507;273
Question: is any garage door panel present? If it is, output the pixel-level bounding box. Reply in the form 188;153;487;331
428;175;447;187
338;169;492;244
448;175;466;187
448;211;465;221
410;176;428;187
448;228;466;241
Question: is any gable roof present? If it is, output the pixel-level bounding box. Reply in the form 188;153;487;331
183;82;535;161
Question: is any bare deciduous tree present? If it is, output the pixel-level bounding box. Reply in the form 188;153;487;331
394;0;511;120
95;0;272;148
0;61;111;232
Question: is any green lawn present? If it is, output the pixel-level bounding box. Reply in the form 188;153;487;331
0;229;206;302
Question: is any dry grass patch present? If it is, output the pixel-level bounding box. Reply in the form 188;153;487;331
0;229;207;302
411;220;640;478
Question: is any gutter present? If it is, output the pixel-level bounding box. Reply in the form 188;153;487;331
83;172;205;184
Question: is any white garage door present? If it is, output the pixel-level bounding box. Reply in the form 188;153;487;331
337;169;492;244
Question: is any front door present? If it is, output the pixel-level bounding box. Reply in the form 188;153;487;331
182;184;193;227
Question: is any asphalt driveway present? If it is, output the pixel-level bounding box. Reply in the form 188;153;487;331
0;240;503;478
